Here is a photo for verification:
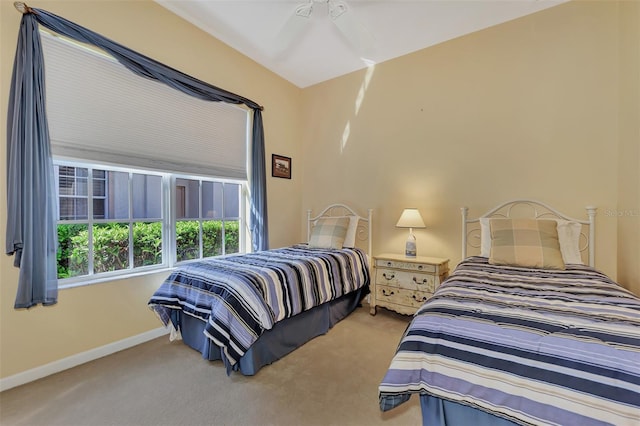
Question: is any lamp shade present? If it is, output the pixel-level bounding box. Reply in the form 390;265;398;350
396;208;425;229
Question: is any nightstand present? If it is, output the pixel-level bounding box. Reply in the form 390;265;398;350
370;253;449;316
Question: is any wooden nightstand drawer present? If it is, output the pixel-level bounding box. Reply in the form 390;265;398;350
375;268;435;292
375;258;436;273
375;285;432;313
370;253;449;316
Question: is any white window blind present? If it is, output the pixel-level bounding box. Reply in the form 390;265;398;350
41;32;249;179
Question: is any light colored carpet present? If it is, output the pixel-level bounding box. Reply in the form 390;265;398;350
0;304;421;426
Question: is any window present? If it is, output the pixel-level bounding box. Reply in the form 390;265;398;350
42;28;251;286
58;165;89;220
175;178;241;262
55;161;245;285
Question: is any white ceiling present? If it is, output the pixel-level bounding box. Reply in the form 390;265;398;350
155;0;568;88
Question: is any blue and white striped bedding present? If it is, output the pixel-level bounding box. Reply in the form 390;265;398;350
379;257;640;426
149;245;369;370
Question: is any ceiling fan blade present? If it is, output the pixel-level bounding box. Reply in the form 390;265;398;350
329;1;375;58
272;2;313;58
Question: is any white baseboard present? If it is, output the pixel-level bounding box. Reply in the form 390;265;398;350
0;327;169;392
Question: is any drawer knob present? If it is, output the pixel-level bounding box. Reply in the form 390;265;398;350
382;272;395;280
413;277;428;285
412;295;428;302
386;261;392;267
382;289;395;296
418;265;423;270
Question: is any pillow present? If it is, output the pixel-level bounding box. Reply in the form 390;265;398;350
342;216;359;248
480;217;491;257
556;220;583;264
479;217;583;264
308;217;349;249
489;218;565;270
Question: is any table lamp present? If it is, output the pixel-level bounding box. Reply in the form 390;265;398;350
396;208;425;257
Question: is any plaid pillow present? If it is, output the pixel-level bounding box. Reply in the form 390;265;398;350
489;218;565;270
308;217;349;249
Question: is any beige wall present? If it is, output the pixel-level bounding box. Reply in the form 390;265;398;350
0;0;303;379
617;0;640;292
301;0;638;293
1;0;638;383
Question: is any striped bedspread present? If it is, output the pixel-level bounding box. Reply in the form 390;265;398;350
149;245;369;370
379;257;640;426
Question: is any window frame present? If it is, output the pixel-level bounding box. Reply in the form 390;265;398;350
55;159;247;289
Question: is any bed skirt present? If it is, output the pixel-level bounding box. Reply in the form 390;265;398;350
421;395;519;426
173;286;368;375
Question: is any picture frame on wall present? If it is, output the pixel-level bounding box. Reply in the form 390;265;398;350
272;154;291;179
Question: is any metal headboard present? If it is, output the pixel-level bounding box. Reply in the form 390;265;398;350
307;204;372;256
461;199;597;266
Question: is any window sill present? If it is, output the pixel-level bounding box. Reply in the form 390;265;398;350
58;267;175;290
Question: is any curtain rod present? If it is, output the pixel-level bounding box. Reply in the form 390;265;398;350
14;2;34;14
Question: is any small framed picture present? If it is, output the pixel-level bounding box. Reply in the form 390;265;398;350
272;154;291;179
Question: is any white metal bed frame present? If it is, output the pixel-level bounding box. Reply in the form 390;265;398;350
461;199;597;266
307;204;373;256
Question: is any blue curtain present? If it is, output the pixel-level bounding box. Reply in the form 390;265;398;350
6;13;58;308
6;7;269;308
250;109;269;251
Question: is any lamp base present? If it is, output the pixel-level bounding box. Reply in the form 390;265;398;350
405;233;417;257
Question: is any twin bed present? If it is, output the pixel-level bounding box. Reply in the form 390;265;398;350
379;200;640;425
148;204;372;375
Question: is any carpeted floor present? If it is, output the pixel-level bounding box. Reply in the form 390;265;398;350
0;304;421;426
